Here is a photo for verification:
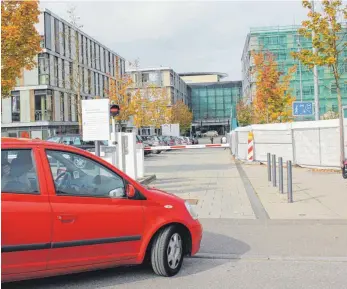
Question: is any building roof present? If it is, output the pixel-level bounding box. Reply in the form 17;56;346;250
188;80;242;87
178;72;228;78
126;67;173;73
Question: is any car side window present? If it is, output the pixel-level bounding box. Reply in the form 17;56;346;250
1;149;39;194
46;150;125;198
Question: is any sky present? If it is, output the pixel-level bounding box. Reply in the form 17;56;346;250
40;0;310;80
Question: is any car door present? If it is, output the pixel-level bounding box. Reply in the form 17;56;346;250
41;148;145;270
1;146;52;275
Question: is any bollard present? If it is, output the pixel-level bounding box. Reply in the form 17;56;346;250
287;160;293;203
272;154;277;187
267;153;271;182
95;141;101;157
278;157;283;194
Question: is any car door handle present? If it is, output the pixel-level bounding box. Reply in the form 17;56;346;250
57;215;76;224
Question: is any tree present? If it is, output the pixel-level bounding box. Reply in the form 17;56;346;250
1;0;41;97
252;50;296;124
291;0;347;168
236;99;253;126
321;110;339;120
130;89;153;129
146;85;171;130
171;100;193;134
106;74;136;130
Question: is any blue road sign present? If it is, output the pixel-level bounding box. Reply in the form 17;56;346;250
292;101;313;116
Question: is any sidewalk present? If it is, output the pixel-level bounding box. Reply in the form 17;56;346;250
241;162;347;219
145;149;255;219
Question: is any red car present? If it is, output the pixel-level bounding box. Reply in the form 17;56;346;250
1;138;202;282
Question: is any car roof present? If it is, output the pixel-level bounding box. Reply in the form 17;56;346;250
1;137;82;150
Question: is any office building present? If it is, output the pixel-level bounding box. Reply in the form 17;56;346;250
179;72;241;134
127;67;189;105
242;25;347;119
1;9;126;139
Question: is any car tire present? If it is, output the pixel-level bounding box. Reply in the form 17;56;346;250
151;226;184;277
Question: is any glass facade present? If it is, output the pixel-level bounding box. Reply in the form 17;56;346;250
242;25;347;120
190;81;242;123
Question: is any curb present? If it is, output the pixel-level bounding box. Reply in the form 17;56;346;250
138;174;157;185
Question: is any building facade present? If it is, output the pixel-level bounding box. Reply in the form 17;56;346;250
1;9;126;139
242;25;347;119
127;67;190;106
189;81;242;135
179;72;228;84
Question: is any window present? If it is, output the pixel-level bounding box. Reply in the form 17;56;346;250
81;36;84;64
44;13;52;50
69;62;73;88
34;90;52;121
62;60;65;87
68;26;71;57
62;23;65;56
54;56;59;87
38;53;50;85
88;70;91;94
54;18;60;54
1;150;39;194
11;91;20;122
60;92;65;121
46;150;125;198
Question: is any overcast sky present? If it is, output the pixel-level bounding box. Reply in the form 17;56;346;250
41;0;310;80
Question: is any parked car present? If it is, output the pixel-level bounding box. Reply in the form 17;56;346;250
203;131;218;137
137;135;151;155
46;134;108;152
1;138;202;282
146;135;165;154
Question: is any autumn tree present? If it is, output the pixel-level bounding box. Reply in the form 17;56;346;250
130;89;153;129
236;99;253;126
146;86;171;130
106;74;136;130
291;0;347;168
252;50;296;124
171;100;193;134
1;0;41;97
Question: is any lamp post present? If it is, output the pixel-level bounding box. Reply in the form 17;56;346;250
311;0;320;120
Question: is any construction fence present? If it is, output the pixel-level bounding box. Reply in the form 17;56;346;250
230;119;347;168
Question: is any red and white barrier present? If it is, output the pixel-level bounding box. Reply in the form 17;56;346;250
144;143;230;151
247;131;254;161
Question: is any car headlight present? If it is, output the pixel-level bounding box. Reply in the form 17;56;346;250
185;201;198;220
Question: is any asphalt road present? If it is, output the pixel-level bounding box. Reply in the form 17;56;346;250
4;147;347;289
4;219;347;289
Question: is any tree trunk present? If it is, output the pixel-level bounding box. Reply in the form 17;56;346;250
336;85;345;168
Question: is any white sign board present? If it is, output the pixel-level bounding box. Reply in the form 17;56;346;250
161;123;180;137
82;99;110;141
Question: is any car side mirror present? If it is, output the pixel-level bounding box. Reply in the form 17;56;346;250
126;184;136;198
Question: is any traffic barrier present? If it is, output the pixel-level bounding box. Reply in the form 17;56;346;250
247;131;254;161
144;144;230;151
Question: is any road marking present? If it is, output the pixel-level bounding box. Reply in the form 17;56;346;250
235;161;269;220
192;253;347;262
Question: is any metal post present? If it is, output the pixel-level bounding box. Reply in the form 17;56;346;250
279;157;283;194
267;153;271;182
287;160;293;203
272;154;277;187
311;0;320;121
95;140;101;157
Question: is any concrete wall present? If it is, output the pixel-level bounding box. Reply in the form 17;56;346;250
231;119;347;168
20;90;31;122
1;98;12;124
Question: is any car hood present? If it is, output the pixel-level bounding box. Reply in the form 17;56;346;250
145;187;184;204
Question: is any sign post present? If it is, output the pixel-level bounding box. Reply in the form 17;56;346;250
82;99;110;156
292;101;314;117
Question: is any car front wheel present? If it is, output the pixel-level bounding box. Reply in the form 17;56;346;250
151;226;184;277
